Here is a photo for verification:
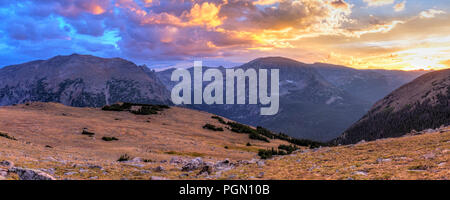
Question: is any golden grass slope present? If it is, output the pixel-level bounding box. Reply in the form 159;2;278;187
0;102;287;180
220;129;449;180
0;102;448;180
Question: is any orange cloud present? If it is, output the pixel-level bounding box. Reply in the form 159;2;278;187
394;1;406;12
441;60;450;68
253;0;280;5
184;2;225;28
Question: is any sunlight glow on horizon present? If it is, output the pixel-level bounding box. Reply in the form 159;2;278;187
0;0;449;71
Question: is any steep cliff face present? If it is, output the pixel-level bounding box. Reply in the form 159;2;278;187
0;54;171;107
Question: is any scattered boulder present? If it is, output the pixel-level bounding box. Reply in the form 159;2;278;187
197;165;213;175
10;167;56;180
87;164;103;170
181;157;204;172
0;160;14;168
150;176;168;180
214;159;234;171
257;172;264;178
424;129;435;134
170;157;185;165
0;168;8;180
154;166;165;172
357;140;366;144
376;158;392;163
131;157;142;163
227;174;236;179
353;171;368;176
179;173;189;178
64;172;78;175
257;160;265;167
423;153;435;160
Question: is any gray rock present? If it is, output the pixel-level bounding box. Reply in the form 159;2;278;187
0;160;14;168
257;160;265;167
0;168;8;179
181;157;204;172
170;157;185;164
197;165;213;175
353;171;368;176
131;157;142;163
227;174;236;179
150;176;167;180
88;165;103;170
64;172;78;176
89;176;98;180
39;168;55;175
357;140;366;144
423;153;435;159
376;158;392;163
257;172;264;178
214;159;234;171
10;167;56;180
154;166;165;172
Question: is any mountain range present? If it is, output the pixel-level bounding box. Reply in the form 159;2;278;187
157;57;426;141
0;54;429;141
0;54;170;107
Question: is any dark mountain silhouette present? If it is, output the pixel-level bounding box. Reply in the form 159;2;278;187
333;69;450;144
0;54;170;107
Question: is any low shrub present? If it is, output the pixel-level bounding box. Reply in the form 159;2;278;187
81;130;95;136
117;154;132;162
102;102;170;115
278;144;299;154
130;106;158;115
102;136;119;141
227;122;255;134
258;148;288;159
211;116;226;124
246;142;252;146
203;123;224;131
249;132;270;143
0;132;17;141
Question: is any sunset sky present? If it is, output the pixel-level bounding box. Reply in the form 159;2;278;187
0;0;449;70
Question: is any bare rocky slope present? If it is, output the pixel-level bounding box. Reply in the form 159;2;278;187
334;69;450;144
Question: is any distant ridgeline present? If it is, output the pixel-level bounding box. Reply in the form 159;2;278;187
0;54;170;107
333;69;450;145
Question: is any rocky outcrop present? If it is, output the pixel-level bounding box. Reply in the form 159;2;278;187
181;157;204;172
10;167;56;180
